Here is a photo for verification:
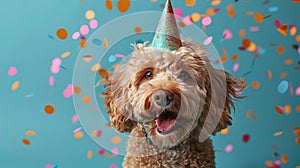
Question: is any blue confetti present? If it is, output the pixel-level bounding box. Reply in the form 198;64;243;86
52;165;58;168
108;55;117;63
269;6;279;12
277;80;288;94
92;38;102;46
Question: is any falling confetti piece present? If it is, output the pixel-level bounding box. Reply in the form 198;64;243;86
109;164;118;168
85;10;95;20
73;86;81;95
284;59;293;65
296;35;300;42
225;144;233;152
191;12;201;22
56;28;68;40
80;38;87;48
83;55;92;62
45;164;53;168
294;128;300;135
268;70;272;79
82;95;91;104
91;130;102;138
249;26;260;32
98;149;105;155
242;134;250;143
252;81;260;89
22;138;30;145
274;19;281;28
117;0;130;13
112;148;119;156
265;160;273;167
87;150;93;159
202;16;212;26
98;68;110;80
269;6;279;12
295;86;300;96
44;104;55;115
277;80;288;94
80;25;89;35
63;84;73;98
72;32;80;40
275;106;283;115
185;0;196;6
91;63;101;72
206;8;215;16
92;38;102;46
89;19;98;30
203;36;213;46
51;58;61;74
74;132;83;139
73;127;82;133
223;29;233;40
49;76;54;86
296;105;300;112
232;54;239;61
8;66;17;76
106;0;113;10
108;55;117;62
173;8;183;20
280;71;287;78
276;46;285;54
233;63;239;72
220;128;229;135
115;54;125;58
254;13;264;23
183;16;192;26
281;153;288;164
239;29;246;37
296;137;300;145
25;131;36;136
220;55;228;63
72;115;79;123
211;0;221;6
277;24;288;36
103;37;109;48
134;26;142;34
273;131;283;136
290;25;297;36
284;105;291;114
111;136;121;144
61;51;70;58
11;81;20;91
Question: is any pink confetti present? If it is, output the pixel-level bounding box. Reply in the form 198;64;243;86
183;16;192;26
298;47;300;54
63;84;73;98
96;130;102;138
80;25;89;35
115;53;126;58
98;149;105;155
295;86;300;96
202;16;212;26
233;63;239;72
289;83;294;96
49;76;54;86
72;114;79;123
225;144;233;152
249;26;260;32
214;8;221;13
109;164;118;168
111;148;119;156
51;58;61;74
72;32;80;40
203;36;213;46
89;19;98;29
274;19;281;28
8;66;17;76
73;127;82;133
223;29;233;40
45;164;52;168
173;8;182;20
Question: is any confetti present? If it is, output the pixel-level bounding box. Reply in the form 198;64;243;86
296;105;300;112
80;25;89;35
265;160;273;167
112;148;119;156
83;55;92;62
56;28;68;40
290;25;297;36
273;131;283;136
211;0;221;6
72;32;80;40
11;81;20;91
51;58;61;74
91;63;101;72
249;26;260;32
109;164;118;168
103;37;109;48
111;136;121;144
63;84;73;98
296;137;300;145
173;8;183;20
269;6;279;12
203;36;213;46
239;29;246;37
202;16;212;26
106;0;113;10
284;105;291;114
223;29;233;40
61;51;70;58
92;38;102;46
277;80;288;94
233;63;239;72
22;138;31;145
74;132;83;139
85;10;95;20
232;54;239;61
91;130;102;138
220;128;229;135
276;46;285;54
98;149;105;155
268;70;272;79
225;144;233;152
109;55;117;62
185;0;196;6
72;115;79;123
73;86;81;95
80;37;87;48
277;24;288;36
115;54;125;58
295;86;300;96
242;134;250;143
254;13;264;23
49;76;54;86
45;164;53;168
73;127;81;133
44;104;55;115
82;95;91;104
117;0;130;13
89;19;98;29
296;35;300;42
190;13;201;22
252;81;260;89
275;106;283;115
134;26;142;34
281;153;288;164
87;150;93;159
8;66;17;76
25;131;36;136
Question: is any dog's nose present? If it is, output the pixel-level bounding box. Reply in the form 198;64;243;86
153;89;174;107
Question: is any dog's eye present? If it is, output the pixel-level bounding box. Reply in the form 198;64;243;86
144;71;153;79
179;71;190;80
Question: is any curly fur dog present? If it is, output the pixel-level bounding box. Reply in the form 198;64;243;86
104;41;246;167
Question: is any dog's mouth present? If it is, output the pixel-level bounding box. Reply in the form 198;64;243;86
155;110;178;134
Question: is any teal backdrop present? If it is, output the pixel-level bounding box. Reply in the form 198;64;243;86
0;0;299;168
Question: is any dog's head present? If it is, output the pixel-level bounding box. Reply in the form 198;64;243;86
104;41;246;148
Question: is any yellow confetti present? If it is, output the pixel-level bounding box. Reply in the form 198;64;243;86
91;63;101;72
103;37;109;49
211;0;221;6
290;26;297;36
61;51;71;58
74;131;83;139
25;131;36;136
185;0;196;6
85;10;95;20
220;128;229;135
191;13;201;22
83;55;92;62
111;136;121;144
11;81;20;91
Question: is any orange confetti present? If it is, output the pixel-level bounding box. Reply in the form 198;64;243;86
293;0;300;2
252;81;260;89
106;0;113;10
254;13;264;23
74;131;83;139
281;153;288;164
220;55;228;63
226;4;234;10
22;138;31;145
239;29;246;37
73;86;82;94
242;38;251;48
275;106;283;115
220;128;229;135
111;136;121;144
268;70;272;80
296;35;300;42
284;105;291;114
179;22;185;28
273;131;283;136
185;0;196;6
87;150;93;159
284;59;293;65
80;38;86;48
280;71;287;78
276;46;285;54
134;26;142;34
104;153;113;158
117;0;130;13
296;105;300;112
228;9;235;18
246;11;254;15
56;28;68;40
265;160;273;167
61;51;71;58
25;131;36;136
252;114;257;121
44;104;55;115
103;37;109;49
277;24;288;36
83;55;92;62
211;0;221;6
191;13;201;22
296;137;300;145
231;54;239;61
246;110;252;118
82;95;91;104
206;8;215;16
11;81;20;91
294;128;300;136
98;68;110;80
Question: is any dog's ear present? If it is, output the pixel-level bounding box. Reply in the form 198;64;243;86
206;68;246;135
104;65;137;133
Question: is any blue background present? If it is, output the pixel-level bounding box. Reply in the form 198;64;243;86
0;0;299;168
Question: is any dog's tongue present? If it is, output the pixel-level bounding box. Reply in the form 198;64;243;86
156;118;176;131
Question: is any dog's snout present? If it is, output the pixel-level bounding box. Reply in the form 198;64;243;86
153;89;174;107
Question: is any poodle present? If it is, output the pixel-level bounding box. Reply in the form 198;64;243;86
103;0;246;167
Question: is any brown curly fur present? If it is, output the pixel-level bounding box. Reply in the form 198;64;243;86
104;41;246;167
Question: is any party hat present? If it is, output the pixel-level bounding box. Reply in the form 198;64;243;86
152;0;182;51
